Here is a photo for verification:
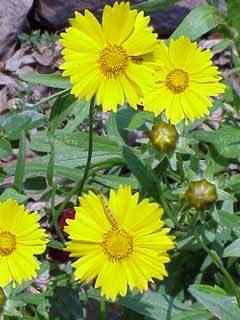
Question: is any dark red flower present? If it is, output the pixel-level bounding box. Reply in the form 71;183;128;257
48;248;70;263
58;208;75;230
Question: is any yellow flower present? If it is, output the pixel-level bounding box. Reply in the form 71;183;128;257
65;186;174;301
60;2;157;111
144;36;225;124
0;199;47;287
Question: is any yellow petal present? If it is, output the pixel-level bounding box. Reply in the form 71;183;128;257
123;11;157;55
96;78;124;111
102;2;137;45
70;10;105;47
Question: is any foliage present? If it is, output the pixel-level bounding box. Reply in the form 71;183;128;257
0;0;240;319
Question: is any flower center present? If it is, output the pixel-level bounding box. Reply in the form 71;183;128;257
99;45;129;78
102;229;133;261
0;231;16;256
166;69;189;94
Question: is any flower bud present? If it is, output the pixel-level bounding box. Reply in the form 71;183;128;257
185;179;217;209
149;121;178;153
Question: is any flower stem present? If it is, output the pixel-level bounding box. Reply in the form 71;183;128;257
53;97;95;226
100;299;106;320
34;88;70;107
75;97;95;198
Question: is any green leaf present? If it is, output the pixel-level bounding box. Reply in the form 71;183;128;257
48;240;64;250
223;239;240;257
48;95;76;133
0;111;46;140
19;72;71;89
0;188;28;203
64;100;90;132
14;131;26;192
128;111;154;130
189;125;240;159
133;0;178;13
0;137;12;158
119;291;188;320
49;287;84;320
94;174;139;189
189;285;240;320
5;162;83;182
107;113;125;145
122;146;159;200
30;131;121;154
171;307;212;320
217;211;240;229
172;5;222;40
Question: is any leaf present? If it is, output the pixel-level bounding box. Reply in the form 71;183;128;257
0;188;28;203
133;0;178;13
128;111;154;130
119;291;188;320
171;307;212;320
172;5;222;40
48;95;76;133
223;239;240;257
189;285;240;320
14;131;26;192
122;146;159;200
217;211;240;229
19;72;71;89
189;125;240;159
94;174;139;189
0;137;12;158
63;100;90;133
49;287;84;320
106;113;125;145
0;111;46;140
30;131;121;154
5;161;84;181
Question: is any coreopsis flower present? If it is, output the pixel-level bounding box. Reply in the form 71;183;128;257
60;2;158;111
65;186;174;301
0;199;47;287
144;36;225;124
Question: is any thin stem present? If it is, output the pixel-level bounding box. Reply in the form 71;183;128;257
34;88;70;107
51;184;65;242
75;97;95;198
195;233;240;306
159;193;177;226
100;299;106;320
53;97;95;224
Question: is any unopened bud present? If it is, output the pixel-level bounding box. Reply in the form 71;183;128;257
185;179;217;209
149;121;178;153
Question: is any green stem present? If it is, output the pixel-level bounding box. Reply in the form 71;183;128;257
53;97;95;224
159;193;177;226
34;88;70;107
75;97;95;198
100;299;106;320
195;233;240;306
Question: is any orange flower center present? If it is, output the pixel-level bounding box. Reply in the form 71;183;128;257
0;231;16;256
99;44;129;78
166;69;189;94
102;229;133;261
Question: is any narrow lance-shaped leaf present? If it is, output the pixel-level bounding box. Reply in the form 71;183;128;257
172;5;223;40
14;131;26;193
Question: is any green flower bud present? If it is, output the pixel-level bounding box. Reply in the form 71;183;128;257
185;179;218;209
149;121;178;153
